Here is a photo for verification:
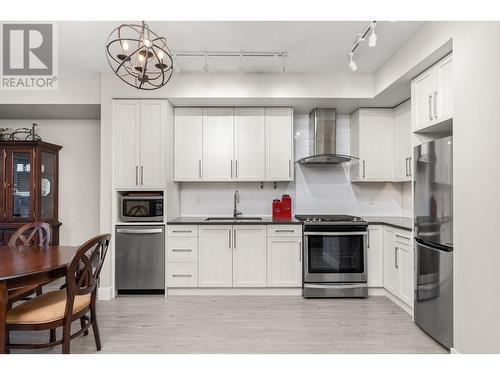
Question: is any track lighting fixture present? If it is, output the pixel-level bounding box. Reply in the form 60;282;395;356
347;21;377;72
368;22;377;47
348;52;357;72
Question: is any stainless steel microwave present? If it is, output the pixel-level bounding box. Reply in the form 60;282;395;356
119;195;164;222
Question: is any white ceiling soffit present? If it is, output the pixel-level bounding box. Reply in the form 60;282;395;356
60;21;424;75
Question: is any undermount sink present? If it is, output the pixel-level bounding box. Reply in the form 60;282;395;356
204;217;263;222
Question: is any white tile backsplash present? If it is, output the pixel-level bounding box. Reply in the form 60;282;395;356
179;113;409;217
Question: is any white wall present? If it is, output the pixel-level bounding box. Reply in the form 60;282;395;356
180;113;406;217
0;119;100;246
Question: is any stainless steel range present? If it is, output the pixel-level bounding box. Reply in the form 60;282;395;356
295;215;368;298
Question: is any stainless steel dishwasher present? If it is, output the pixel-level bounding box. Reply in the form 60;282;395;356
115;225;165;294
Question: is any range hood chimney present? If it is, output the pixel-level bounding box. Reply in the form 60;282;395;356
297;108;357;165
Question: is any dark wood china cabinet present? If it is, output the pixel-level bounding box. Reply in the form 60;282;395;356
0;141;62;245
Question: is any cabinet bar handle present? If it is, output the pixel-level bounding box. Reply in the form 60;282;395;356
428;94;433;120
433;91;438;119
408;157;412;177
228;229;231;248
233;229;237;248
135;166;139;185
362;160;366;179
405;157;408;177
172;274;192;278
236;160;239;178
288;160;291;178
275;229;295;233
299;242;302;262
172;230;192;233
230;160;233;178
395;247;399;269
141;166;144;185
172;249;192;252
198;160;202;179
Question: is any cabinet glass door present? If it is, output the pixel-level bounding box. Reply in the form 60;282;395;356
6;150;34;221
40;151;56;220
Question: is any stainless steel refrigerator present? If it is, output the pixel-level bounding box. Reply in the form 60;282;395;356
414;135;453;349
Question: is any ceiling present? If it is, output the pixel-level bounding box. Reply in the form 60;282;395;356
59;21;424;75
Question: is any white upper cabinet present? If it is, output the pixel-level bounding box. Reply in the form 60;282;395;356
265;108;294;181
174;108;203;181
202;108;234;181
114;100;165;189
140;101;166;188
350;108;395;182
394;100;412;181
232;226;267;287
412;54;453;132
173;107;293;182
234;108;266;181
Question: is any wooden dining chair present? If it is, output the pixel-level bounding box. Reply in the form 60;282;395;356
6;222;53;308
5;233;111;354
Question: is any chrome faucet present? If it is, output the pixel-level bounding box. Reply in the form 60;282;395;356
233;190;242;218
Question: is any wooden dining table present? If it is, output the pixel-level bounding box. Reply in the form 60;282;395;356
0;244;79;354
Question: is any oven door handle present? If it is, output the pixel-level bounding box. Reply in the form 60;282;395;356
304;232;368;236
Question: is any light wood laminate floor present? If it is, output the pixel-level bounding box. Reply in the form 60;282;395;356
9;296;447;354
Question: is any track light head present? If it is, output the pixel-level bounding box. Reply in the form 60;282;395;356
368;23;377;47
203;54;209;73
348;52;357;72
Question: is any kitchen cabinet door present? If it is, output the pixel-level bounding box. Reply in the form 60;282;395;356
234;108;265;181
202;108;234;181
352;109;395;181
265;108;293;181
232;225;267;287
140;101;166;188
383;227;398;295
412;68;438;132
198;225;233;287
367;225;383;287
267;236;302;287
394;100;412;181
174;108;203;181
114;100;141;188
436;55;453;122
396;241;413;307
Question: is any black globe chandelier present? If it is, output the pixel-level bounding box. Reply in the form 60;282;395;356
105;21;174;90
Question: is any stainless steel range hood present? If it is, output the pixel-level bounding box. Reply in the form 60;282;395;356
297;108;357;165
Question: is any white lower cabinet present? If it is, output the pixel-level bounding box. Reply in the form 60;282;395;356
198;225;233;287
232;226;267;287
367;225;383;287
167;263;198;288
167;225;199;288
382;226;413;308
267;236;302;287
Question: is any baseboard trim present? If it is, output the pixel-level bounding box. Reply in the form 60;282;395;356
368;287;386;296
166;288;302;296
384;290;413;316
450;347;460;354
98;287;113;301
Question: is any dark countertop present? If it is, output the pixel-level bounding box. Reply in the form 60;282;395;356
167;216;303;225
363;216;413;231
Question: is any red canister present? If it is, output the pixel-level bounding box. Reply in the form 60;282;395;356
281;194;292;219
272;199;282;220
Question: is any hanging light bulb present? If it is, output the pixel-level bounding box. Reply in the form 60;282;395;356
122;41;129;52
368;22;377;47
348;52;357;72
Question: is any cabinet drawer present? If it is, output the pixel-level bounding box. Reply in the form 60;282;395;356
167;237;198;262
394;230;411;246
267;225;302;237
167;225;198;237
166;262;198;287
